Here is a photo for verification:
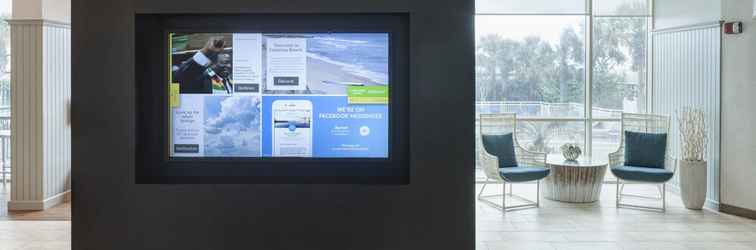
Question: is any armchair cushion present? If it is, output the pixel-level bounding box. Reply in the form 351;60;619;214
481;133;518;168
624;131;667;168
499;166;550;182
611;165;674;183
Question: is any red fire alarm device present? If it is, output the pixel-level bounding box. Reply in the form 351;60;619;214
724;22;743;34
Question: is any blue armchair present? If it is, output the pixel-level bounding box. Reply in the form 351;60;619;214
477;113;549;211
610;113;675;212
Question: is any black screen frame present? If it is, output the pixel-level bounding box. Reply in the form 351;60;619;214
135;14;410;184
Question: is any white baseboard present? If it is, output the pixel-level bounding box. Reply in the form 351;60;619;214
7;190;71;211
7;200;44;211
704;198;720;211
43;190;71;209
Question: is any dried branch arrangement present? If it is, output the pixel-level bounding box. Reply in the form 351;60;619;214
677;107;707;162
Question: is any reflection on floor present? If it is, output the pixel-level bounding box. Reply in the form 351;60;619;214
476;183;756;250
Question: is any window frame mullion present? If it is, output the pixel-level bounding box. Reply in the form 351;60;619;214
585;0;594;158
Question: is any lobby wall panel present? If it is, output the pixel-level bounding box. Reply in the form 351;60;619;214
72;0;475;249
652;24;721;209
41;22;71;201
10;21;44;204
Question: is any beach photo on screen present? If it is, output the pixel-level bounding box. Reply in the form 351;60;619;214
261;33;389;95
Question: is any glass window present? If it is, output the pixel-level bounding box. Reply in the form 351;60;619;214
0;1;10;115
516;121;585;154
0;0;11;175
592;121;620;181
475;0;652;183
476;0;586;14
592;0;649;16
591;17;650;118
591;121;620;160
476;15;586;118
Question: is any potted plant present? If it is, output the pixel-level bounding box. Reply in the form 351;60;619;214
677;107;707;210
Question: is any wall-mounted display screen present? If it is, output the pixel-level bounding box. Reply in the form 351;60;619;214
168;33;390;158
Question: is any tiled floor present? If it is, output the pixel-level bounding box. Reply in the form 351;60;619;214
0;186;71;250
0;183;754;250
0;220;71;250
0;184;9;217
476;183;756;250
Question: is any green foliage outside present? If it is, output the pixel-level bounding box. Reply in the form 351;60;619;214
0;14;7;75
0;15;9;108
475;7;647;111
475;5;648;153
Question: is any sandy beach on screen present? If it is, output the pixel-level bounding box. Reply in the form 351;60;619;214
263;56;386;95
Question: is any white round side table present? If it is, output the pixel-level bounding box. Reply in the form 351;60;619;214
542;155;608;203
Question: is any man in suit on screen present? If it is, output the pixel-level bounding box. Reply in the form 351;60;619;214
175;37;226;94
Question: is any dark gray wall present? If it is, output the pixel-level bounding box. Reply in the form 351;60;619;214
72;0;474;249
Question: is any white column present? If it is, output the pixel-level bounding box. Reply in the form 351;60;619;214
7;0;71;211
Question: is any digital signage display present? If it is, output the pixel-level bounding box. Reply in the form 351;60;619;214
168;33;390;159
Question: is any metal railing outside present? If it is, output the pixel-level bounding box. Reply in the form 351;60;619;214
1;75;10;184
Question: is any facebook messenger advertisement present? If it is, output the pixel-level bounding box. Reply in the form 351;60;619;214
167;32;390;158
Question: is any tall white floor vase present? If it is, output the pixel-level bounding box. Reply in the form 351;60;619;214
679;160;707;210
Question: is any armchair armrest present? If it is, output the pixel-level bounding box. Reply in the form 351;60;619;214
608;148;624;168
479;149;502;181
514;144;547;167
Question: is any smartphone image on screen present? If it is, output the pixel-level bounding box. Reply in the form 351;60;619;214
271;100;313;157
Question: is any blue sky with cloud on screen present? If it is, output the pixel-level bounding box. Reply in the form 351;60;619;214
204;96;262;156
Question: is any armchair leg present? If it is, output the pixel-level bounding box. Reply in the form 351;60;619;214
616;179;667;212
477;181;539;212
477;182;488;200
616;180;620;207
662;183;666;211
502;181;506;209
536;180;540;208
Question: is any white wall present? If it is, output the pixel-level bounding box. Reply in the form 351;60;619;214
654;0;756;212
721;0;756;211
9;21;45;209
11;0;69;23
652;25;721;209
654;0;721;29
8;20;71;210
41;22;70;203
11;0;41;20
8;0;70;210
41;0;69;23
